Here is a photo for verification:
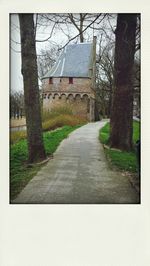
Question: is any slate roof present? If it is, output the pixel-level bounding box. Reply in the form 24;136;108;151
42;42;93;79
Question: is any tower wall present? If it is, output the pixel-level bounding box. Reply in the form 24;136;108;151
42;77;95;121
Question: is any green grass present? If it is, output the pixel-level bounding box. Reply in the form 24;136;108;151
99;122;110;145
99;121;140;172
10;125;80;200
105;149;137;172
133;121;140;143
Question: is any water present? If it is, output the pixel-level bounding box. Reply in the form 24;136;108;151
11;125;27;132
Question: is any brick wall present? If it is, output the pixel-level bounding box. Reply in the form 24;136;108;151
42;77;95;121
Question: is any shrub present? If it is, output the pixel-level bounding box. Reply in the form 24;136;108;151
42;105;73;122
42;114;86;131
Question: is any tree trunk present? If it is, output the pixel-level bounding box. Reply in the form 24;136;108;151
108;90;113;118
110;14;137;151
19;14;46;163
79;14;84;43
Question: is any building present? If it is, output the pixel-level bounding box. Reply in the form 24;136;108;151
41;37;96;121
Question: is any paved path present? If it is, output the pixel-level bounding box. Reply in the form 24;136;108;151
13;122;139;204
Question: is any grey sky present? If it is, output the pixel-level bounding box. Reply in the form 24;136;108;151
11;15;22;92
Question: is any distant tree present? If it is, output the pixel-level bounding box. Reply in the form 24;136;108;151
19;14;46;163
96;38;115;118
37;46;60;78
10;91;25;119
110;14;138;151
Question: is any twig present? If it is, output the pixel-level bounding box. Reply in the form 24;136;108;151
11;38;21;45
11;46;21;53
58;14;102;50
35;22;56;42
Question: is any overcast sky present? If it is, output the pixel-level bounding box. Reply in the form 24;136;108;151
11;15;22;92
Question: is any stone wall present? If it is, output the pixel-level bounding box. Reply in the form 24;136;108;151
42;77;95;121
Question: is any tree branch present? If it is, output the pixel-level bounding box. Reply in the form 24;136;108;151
58;14;102;50
68;13;80;31
35;22;56;42
11;46;21;53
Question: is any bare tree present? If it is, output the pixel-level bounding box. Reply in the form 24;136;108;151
37;46;60;78
19;14;46;163
96;36;115;118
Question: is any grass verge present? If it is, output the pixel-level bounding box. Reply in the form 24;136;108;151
10;114;86;144
10;125;80;201
99;121;140;173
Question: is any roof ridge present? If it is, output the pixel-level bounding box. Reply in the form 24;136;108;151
68;42;92;46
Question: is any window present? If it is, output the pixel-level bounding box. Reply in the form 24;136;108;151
49;77;53;84
69;77;73;84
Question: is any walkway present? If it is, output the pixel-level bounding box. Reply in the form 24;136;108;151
13;121;140;204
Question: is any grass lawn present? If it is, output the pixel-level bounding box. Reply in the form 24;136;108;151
10;125;80;200
99;121;140;172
